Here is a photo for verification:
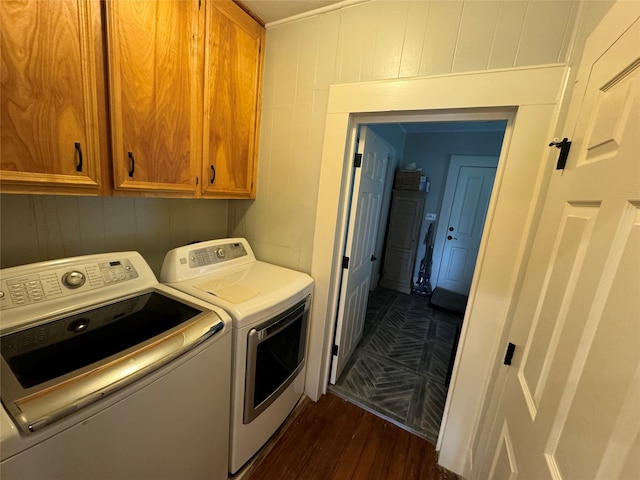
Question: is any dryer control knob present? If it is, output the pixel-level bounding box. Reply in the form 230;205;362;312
62;271;86;289
216;248;226;259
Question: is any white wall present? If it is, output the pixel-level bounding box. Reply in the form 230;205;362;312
0;194;228;275
228;0;599;271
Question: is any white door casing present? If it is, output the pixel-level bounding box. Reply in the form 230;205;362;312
329;126;391;384
435;156;498;295
474;7;640;480
309;66;567;476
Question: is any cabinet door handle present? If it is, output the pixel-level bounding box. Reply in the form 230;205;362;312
370;255;377;261
74;142;83;172
128;152;135;177
210;164;216;184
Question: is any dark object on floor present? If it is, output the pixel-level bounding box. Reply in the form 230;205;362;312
429;287;467;316
244;393;459;480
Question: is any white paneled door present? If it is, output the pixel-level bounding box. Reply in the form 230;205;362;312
330;127;391;384
476;6;639;479
436;156;497;295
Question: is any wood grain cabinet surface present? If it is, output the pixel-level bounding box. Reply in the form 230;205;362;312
1;0;264;199
106;0;263;198
105;0;200;195
201;0;264;198
0;0;103;195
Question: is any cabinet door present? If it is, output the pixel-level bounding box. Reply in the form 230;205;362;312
1;0;102;194
201;0;264;198
105;0;200;195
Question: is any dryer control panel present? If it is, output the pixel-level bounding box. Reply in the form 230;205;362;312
188;242;248;268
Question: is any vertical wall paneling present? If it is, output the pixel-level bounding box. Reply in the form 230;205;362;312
272;27;298;106
515;1;577;66
101;197;137;254
398;1;430;78
77;197;107;255
315;11;341;87
487;1;528;70
452;1;501;72
371;2;407;79
336;4;372;83
419;0;464;76
230;0;614;274
0;195;229;276
296;19;320;105
0;196;39;267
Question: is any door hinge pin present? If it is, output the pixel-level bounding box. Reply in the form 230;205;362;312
342;256;350;269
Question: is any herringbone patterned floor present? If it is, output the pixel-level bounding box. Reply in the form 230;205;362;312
331;288;463;444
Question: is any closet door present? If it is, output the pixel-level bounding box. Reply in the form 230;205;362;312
380;190;426;294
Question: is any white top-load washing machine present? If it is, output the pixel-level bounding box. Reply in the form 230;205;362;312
160;238;313;474
0;252;232;480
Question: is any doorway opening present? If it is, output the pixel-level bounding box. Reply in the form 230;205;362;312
329;119;508;443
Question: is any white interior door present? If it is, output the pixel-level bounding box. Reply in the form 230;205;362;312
436;156;497;295
475;7;640;479
329;126;391;384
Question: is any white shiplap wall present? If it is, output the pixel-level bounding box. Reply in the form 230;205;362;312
228;0;614;273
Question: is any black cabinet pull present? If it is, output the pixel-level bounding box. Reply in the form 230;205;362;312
210;164;216;184
74;142;83;172
128;152;135;177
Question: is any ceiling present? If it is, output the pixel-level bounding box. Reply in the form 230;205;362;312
238;0;344;25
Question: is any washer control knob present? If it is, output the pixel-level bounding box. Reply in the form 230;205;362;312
216;248;226;259
62;271;86;289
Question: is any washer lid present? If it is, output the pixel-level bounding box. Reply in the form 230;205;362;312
0;289;224;434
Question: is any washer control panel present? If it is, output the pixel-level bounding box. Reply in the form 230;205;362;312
0;259;139;311
188;242;248;268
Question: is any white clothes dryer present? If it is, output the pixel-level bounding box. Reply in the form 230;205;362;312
160;238;313;474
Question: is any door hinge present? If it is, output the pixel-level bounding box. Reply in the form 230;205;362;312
342;256;350;269
332;344;339;356
196;176;199;186
198;0;202;10
504;342;516;366
354;153;362;168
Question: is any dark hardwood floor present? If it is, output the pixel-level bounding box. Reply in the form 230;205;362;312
243;393;459;480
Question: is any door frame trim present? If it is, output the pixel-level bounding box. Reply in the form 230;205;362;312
307;65;570;476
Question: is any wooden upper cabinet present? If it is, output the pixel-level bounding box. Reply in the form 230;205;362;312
0;0;103;194
105;0;200;195
201;0;264;198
